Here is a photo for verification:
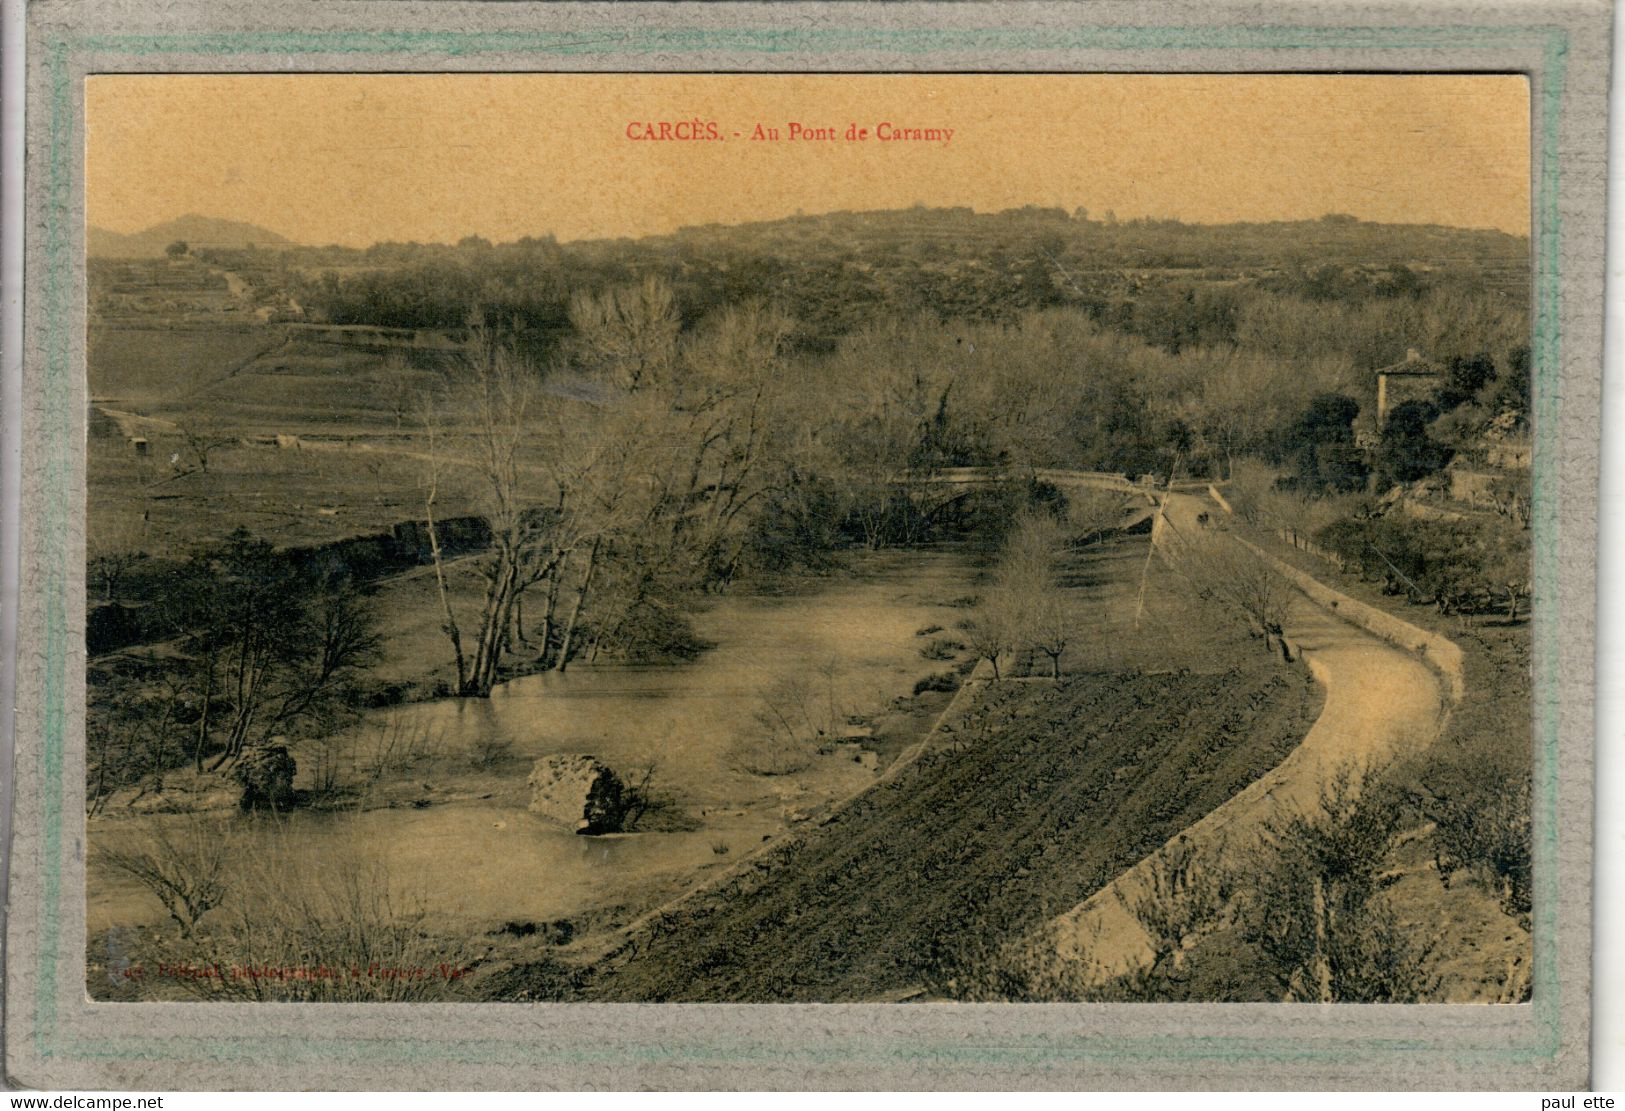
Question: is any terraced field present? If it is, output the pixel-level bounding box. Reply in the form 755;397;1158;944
89;325;280;404
496;661;1322;1002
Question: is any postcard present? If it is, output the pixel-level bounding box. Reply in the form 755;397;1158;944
6;0;1609;1091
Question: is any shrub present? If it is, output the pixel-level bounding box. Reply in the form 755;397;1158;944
919;636;965;660
146;832;475;1002
1315;513;1530;618
729;736;812;777
356;715;441;786
1233;768;1438;1002
913;671;959;696
467;733;515;770
98;817;233;938
1421;756;1532;926
1126;836;1231;975
733;663;845;776
1322;895;1439;1003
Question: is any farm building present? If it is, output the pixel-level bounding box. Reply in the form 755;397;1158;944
88;405;179;452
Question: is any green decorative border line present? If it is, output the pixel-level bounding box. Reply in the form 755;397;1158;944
31;23;1568;1072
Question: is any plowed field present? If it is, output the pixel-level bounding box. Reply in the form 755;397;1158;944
507;661;1322;1001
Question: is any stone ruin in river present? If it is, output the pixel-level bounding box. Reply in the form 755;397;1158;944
527;755;634;834
234;741;297;811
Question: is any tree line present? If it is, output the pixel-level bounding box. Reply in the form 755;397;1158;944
88;232;1532;798
88;530;375;811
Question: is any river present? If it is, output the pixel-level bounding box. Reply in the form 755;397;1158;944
88;547;985;935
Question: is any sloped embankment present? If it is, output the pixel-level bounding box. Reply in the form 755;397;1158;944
517;663;1321;1003
1043;495;1458;986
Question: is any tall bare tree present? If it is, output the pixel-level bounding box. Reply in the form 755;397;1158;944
1165;528;1294;650
418;321;572;696
669;300;796;582
568;274;681;392
992;510;1071;679
417;391;470;692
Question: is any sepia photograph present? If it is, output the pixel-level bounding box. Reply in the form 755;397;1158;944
75;72;1542;1007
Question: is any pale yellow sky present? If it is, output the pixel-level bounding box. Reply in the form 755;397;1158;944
85;74;1531;245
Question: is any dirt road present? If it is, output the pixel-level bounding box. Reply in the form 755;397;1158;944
1047;491;1450;979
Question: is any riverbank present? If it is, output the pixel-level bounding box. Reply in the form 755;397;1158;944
513;666;1321;1001
86;546;990;998
88;518;1351;1003
476;527;1326;1001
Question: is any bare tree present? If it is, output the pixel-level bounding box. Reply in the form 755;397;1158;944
461;324;545;695
1181;350;1289;480
560;300;804;665
532;397;655;672
90;670;186;803
1029;594;1070;679
1124;836;1232;980
1065;486;1132;543
100;818;232;938
88;509;149;602
966;582;1025;681
419;321;569;696
170;529;378;770
817;316;969;550
177;421;237;476
1166;529;1294;650
568;274;681;392
1482;538;1532;623
666;300;797;582
381;351;418;432
735;659;844;775
416;391;470;693
985;510;1071;679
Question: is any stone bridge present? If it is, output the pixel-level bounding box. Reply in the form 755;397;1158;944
923;466;1212;495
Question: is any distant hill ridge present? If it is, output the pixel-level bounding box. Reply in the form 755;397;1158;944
88;214;296;258
88;205;1528;260
655;206;1528;256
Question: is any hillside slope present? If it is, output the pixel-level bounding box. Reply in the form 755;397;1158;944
89;214;295;257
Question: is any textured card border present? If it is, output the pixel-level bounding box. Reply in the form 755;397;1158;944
6;0;1608;1090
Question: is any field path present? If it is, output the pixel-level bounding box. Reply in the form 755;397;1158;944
1047;492;1449;980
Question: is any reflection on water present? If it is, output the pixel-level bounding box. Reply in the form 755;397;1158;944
90;549;981;931
384;549;976;802
288;804;781;926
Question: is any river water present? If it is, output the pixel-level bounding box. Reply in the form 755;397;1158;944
89;548;984;933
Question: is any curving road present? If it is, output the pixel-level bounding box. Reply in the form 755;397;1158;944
1048;491;1449;980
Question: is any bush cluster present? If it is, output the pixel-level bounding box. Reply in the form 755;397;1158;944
1314;513;1530;618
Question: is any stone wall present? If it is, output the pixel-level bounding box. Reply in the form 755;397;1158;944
1236;535;1465;704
